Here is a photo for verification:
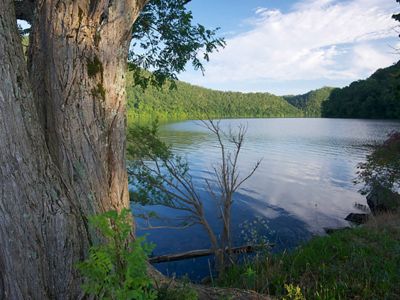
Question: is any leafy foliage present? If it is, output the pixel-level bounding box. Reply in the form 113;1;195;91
127;120;171;162
283;284;305;300
322;61;400;118
77;209;157;300
356;131;400;195
127;121;188;208
130;0;225;88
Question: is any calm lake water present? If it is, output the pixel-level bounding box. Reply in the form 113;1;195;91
132;118;400;280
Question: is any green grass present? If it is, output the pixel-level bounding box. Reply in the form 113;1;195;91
217;213;400;299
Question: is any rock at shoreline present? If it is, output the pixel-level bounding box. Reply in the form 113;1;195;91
324;227;351;235
345;213;369;225
366;186;400;215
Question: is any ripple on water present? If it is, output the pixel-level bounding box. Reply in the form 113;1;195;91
135;118;400;281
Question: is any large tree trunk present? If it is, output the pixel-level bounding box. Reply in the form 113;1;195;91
0;0;147;298
28;0;146;214
0;1;89;298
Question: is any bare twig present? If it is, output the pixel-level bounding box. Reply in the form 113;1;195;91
131;119;262;272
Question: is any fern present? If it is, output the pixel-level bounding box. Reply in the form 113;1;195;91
77;209;157;300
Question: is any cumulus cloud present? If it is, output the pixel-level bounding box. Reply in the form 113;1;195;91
181;0;399;94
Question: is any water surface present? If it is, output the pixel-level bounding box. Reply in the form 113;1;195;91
133;118;400;280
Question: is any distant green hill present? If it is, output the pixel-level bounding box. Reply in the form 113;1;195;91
284;87;334;117
126;76;304;124
322;62;400;119
126;74;335;124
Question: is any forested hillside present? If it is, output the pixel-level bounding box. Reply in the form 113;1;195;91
284;87;334;117
126;76;303;123
322;62;400;118
128;61;400;123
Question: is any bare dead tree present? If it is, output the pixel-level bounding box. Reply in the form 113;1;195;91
128;119;261;272
200;120;261;268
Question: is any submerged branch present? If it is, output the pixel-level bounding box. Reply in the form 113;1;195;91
149;244;274;264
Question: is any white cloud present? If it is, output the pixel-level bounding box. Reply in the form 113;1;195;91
181;0;399;94
352;44;396;73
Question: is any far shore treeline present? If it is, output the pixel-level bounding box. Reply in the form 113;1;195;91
322;61;400;119
127;61;400;124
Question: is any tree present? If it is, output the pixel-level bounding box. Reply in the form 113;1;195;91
321;2;400;119
393;1;400;32
356;132;400;213
321;62;400;119
0;0;223;298
127;120;261;271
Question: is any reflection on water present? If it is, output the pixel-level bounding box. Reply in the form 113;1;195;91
133;118;400;280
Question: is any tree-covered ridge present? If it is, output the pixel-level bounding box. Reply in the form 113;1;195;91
284;87;334;117
127;61;400;122
322;61;400;119
126;73;329;123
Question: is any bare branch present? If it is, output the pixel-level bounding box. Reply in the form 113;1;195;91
130;119;261;271
205;178;219;202
234;159;262;192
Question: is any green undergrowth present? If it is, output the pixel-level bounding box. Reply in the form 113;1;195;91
155;278;198;300
77;209;198;300
217;213;400;299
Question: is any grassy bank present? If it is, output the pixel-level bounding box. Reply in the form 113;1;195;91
217;213;400;299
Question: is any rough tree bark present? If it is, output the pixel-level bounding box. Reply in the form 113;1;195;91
0;0;147;298
28;0;147;215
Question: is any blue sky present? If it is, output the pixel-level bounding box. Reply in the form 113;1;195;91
179;0;400;95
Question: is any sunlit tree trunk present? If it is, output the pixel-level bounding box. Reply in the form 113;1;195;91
28;0;146;214
0;0;147;298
